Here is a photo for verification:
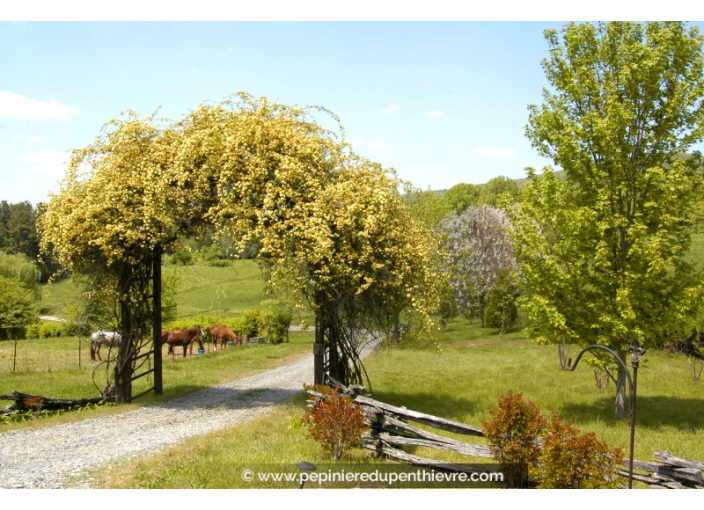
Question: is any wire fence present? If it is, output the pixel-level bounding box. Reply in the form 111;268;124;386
0;337;92;374
0;333;248;375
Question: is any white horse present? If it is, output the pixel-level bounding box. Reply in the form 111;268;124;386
90;331;122;361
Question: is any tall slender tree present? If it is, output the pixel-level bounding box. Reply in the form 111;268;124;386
513;21;704;418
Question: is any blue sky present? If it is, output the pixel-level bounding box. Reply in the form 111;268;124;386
2;19;703;205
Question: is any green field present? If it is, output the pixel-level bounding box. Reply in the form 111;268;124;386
41;259;287;320
164;260;274;320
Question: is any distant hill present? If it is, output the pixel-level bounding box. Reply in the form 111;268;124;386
434;169;566;195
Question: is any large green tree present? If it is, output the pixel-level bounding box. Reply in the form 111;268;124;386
478;176;521;208
0;250;41;298
444;183;481;214
512;21;704;418
0;274;39;340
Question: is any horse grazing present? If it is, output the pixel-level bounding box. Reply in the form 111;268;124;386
210;324;241;350
161;326;205;358
90;331;122;361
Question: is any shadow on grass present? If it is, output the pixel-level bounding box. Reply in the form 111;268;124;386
560;395;704;431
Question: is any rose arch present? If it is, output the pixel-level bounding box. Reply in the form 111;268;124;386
40;94;437;402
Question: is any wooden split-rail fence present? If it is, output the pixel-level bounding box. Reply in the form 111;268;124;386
309;379;703;489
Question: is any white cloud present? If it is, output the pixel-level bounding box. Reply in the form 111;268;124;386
29;136;42;143
22;151;70;176
12;134;23;140
381;105;400;114
473;147;517;158
368;141;389;151
0;91;79;122
426;110;446;118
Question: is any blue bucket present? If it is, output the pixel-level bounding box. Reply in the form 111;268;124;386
198;349;205;355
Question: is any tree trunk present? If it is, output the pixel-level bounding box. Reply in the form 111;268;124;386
390;312;400;346
615;361;626;420
116;262;133;404
153;245;163;395
314;313;325;385
327;321;347;384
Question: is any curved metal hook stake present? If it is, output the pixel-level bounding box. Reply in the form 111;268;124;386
567;344;635;402
566;337;643;489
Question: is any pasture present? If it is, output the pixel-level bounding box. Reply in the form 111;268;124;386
2;259;315;431
0;330;314;430
40;259;286;320
97;317;703;488
164;260;275;320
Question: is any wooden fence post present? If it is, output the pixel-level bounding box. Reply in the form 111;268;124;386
314;314;325;385
153;245;163;395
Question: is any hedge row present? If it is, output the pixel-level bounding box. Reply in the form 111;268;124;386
24;307;294;344
25;321;73;339
164;308;293;344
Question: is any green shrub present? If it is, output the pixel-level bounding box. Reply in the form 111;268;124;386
169;249;193;266
25;322;40;339
483;270;518;334
302;385;368;460
34;320;71;339
259;308;292;344
238;309;261;339
0;274;39;339
482;391;547;488
532;413;622;489
0;251;41;298
205;258;231;267
437;279;459;327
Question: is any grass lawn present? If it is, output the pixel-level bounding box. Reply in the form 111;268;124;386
366;319;703;462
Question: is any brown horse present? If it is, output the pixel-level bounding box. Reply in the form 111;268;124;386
161;326;205;358
210;324;241;350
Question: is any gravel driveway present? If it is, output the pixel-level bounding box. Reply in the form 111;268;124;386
0;352;332;488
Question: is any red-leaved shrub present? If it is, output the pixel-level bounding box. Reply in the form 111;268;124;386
532;413;622;488
302;385;368;460
482;391;547;488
